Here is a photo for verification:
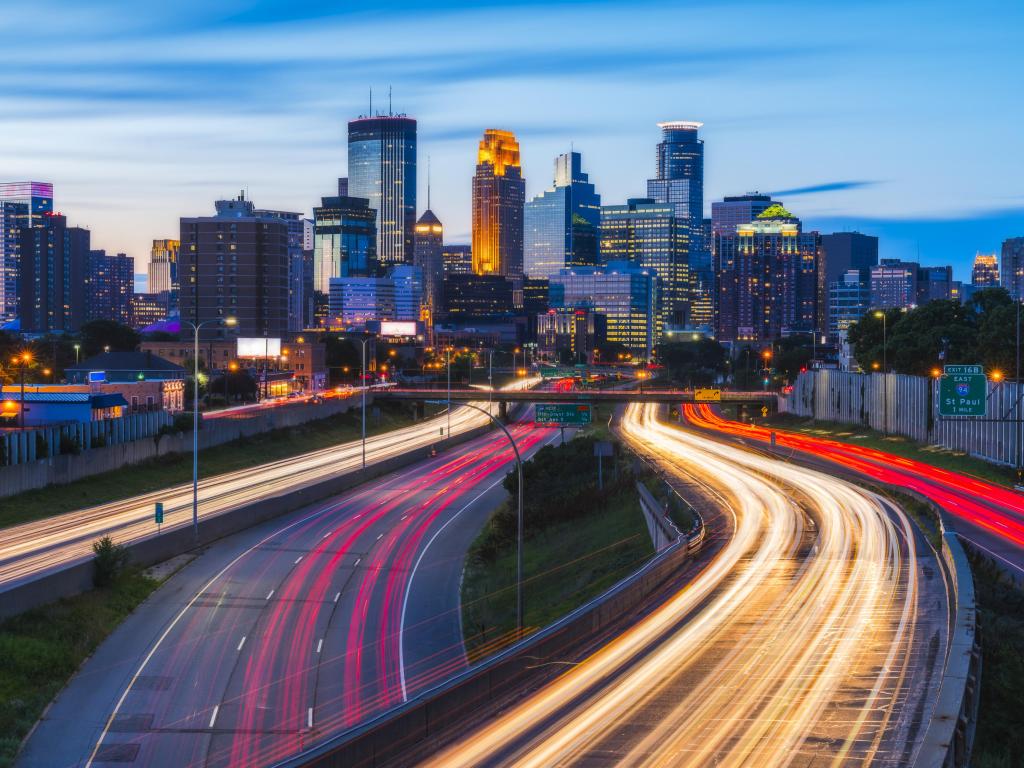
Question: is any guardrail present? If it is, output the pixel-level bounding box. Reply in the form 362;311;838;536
271;459;708;767
913;510;981;768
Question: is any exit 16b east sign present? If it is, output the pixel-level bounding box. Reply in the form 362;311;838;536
938;365;986;417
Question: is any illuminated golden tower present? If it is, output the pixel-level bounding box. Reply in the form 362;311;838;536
472;129;525;282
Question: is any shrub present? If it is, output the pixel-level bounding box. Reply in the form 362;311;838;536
172;413;193;433
59;433;81;456
34;433;48;459
92;536;130;587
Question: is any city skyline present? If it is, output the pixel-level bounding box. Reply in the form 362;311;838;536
1;0;1021;287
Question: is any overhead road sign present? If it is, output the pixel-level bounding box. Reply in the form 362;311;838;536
694;388;721;402
938;364;986;417
535;403;592;426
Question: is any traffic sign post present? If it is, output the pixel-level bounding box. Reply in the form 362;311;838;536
694;388;721;402
154;502;164;533
535;403;593;426
938;364;987;417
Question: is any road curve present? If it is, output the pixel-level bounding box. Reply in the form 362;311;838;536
423;403;947;768
0;403;490;589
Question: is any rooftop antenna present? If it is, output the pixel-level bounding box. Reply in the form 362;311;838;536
388;85;392;116
427;155;431;210
369;86;373;117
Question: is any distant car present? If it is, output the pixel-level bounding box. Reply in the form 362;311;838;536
287;392;300;399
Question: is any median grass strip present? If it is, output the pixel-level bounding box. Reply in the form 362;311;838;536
461;434;654;657
0;402;438;530
758;413;1017;489
0;567;159;768
967;551;1024;768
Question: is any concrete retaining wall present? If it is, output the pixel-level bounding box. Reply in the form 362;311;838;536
0;395;371;498
272;507;705;767
0;422;492;619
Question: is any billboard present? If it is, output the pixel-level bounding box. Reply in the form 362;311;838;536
237;337;282;358
380;321;417;337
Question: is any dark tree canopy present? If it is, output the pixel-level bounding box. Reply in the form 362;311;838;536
79;320;141;358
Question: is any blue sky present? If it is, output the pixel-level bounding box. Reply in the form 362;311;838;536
1;0;1021;288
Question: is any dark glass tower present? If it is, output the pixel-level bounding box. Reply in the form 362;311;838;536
18;212;90;333
0;181;53;321
312;195;377;325
347;115;417;268
647;122;704;229
414;208;444;330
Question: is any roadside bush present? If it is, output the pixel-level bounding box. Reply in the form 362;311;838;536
58;433;81;456
172;413;193;432
92;536;130;588
34;433;48;459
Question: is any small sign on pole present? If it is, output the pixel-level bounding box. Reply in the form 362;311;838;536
154;502;164;532
594;441;613;489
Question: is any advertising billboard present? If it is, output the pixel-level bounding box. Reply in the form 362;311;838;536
380;321;417;337
237;337;282;358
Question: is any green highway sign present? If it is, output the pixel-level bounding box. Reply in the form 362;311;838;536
535;403;593;426
154;502;164;526
540;368;578;378
938;364;987;417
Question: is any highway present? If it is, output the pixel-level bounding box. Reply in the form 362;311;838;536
425;403;947;767
685;404;1024;578
0;401;491;590
20;414;558;768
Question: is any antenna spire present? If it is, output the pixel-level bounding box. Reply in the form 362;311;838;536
369;86;372;117
388;85;392;116
427;155;431;209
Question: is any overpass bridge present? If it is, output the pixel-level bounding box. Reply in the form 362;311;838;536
375;387;777;420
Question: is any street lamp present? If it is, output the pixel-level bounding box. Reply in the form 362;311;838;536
873;310;888;433
360;336;370;469
12;351;31;428
446;346;452;439
181;316;236;544
873;311;887;373
73;343;80;365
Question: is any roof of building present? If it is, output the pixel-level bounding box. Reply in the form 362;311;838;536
416;209;442;226
67;350;185;373
0;392;128;407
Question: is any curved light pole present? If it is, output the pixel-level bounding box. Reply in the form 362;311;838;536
360;337;370;469
181;316;236;545
426;398;525;637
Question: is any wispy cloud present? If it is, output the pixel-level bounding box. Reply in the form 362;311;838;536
772;181;879;196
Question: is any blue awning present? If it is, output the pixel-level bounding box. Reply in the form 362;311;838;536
89;394;129;409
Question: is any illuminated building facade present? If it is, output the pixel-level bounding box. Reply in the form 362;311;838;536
312;195;377;321
18;212;90;333
87;250;134;325
148;238;179;295
600;198;689;336
869;260;919;309
0;181;53;321
347;114;417;266
472;129;524;296
442;245;473;276
524;152;600;278
715;205;821;342
1001;238;1024;300
254;208;306;333
413;209;444;330
829;269;871;336
971;252;999;288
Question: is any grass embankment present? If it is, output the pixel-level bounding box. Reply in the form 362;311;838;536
968;552;1024;768
0;402;438;530
746;411;1018;489
461;434;654;658
0;566;159;768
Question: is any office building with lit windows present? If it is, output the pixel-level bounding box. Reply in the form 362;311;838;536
148;238;179;295
829;269;871;336
18;212;90;333
1001;238;1024;300
312;195;377;323
869;260;919;310
711;193;778;236
714;204;821;342
347;114;417;266
179;194;289;340
548;262;657;356
0;181;53;321
442;245;473;276
254;207;306;333
600;198;689;335
414;208;444;329
87;250;134;325
472;129;525;288
971;252;999;288
524;152;601;278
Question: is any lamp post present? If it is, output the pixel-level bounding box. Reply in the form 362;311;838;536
13;352;31;428
182;316;236;545
73;343;80;365
488;350;496;414
1017;300;1021;483
446;346;452;439
873;310;888;433
360;337;370;469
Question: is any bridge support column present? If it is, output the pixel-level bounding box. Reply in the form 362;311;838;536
414;400;425;420
498;400;509;422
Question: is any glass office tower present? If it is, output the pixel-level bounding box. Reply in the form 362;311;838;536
312;195;377;325
0;181;53;321
524;152;601;278
347;114;417;267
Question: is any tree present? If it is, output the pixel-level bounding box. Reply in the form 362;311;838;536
886;300;976;376
78;320;141;358
656;338;727;387
773;335;814;383
209;371;258;402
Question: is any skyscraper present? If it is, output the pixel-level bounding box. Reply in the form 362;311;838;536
715;204;820;342
971;252;999;287
869;260;919;309
312;195;377;324
1001;238;1024;300
711;193;777;236
88;250;135;325
347;114;417;267
819;232;878;334
179;194;289;340
148;239;179;295
18;212;90;333
0;181;53;321
524;152;600;278
600;198;689;334
442;245;473;276
829;269;871;336
254;207;305;333
414;208;444;331
472;129;525;295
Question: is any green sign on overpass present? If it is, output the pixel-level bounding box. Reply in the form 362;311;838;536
938;364;987;417
535;403;593;426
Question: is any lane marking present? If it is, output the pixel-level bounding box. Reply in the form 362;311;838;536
307;707;313;729
208;705;219;729
960;533;1024;575
354;558;361;566
236;635;246;652
333;591;341;603
376;533;384;541
316;638;323;653
294;556;303;564
266;589;274;600
398;428;562;702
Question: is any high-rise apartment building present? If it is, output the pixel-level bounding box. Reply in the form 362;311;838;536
600;198;689;334
916;265;953;304
87;250;134;325
870;260;919;309
472;129;525;293
148;238;179;295
1001;238;1024;300
0;181;53;321
548;262;658;356
715;204;820;342
414;208;444;331
829;269;871;336
524;152;600;278
18;212;90;333
971;252;999;288
312;195;377;324
254;208;305;333
347;114;417;266
179;194;289;340
819;232;878;335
